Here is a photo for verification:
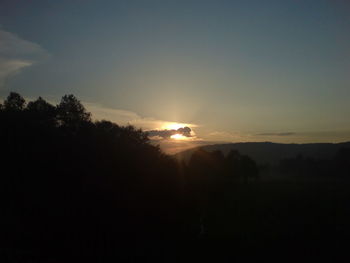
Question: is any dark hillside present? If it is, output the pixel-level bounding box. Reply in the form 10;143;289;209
175;142;350;165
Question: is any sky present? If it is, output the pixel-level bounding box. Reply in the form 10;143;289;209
0;0;349;153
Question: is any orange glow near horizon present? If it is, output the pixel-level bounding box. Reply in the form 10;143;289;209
160;121;197;140
170;133;188;140
162;123;186;130
161;122;196;130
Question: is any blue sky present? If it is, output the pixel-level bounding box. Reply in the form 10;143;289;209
1;0;349;152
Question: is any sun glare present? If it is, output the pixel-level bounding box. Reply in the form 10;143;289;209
170;134;187;140
162;123;186;130
159;121;197;140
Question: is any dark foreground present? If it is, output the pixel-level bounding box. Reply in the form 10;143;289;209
2;177;350;262
1;92;350;262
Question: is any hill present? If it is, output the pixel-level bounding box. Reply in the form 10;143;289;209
174;142;350;165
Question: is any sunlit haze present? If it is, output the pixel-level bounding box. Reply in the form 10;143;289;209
170;134;188;140
161;122;194;131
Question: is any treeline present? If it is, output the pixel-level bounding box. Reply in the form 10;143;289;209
0;92;261;262
0;92;191;261
278;149;350;177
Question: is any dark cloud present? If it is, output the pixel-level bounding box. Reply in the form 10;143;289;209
257;132;296;136
148;126;192;139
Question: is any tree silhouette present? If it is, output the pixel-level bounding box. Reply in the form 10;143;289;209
56;94;91;127
26;97;57;125
3;92;26;111
27;96;55;114
239;154;259;183
224;150;259;182
226;150;242;180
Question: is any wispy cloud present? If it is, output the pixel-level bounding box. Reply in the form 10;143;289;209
0;28;49;88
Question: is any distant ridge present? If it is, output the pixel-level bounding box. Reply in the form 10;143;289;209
174;142;350;165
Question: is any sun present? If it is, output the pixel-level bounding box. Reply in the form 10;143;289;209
170;133;187;140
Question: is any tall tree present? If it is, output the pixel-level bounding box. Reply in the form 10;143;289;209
3;92;26;111
27;97;57;124
56;94;91;127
